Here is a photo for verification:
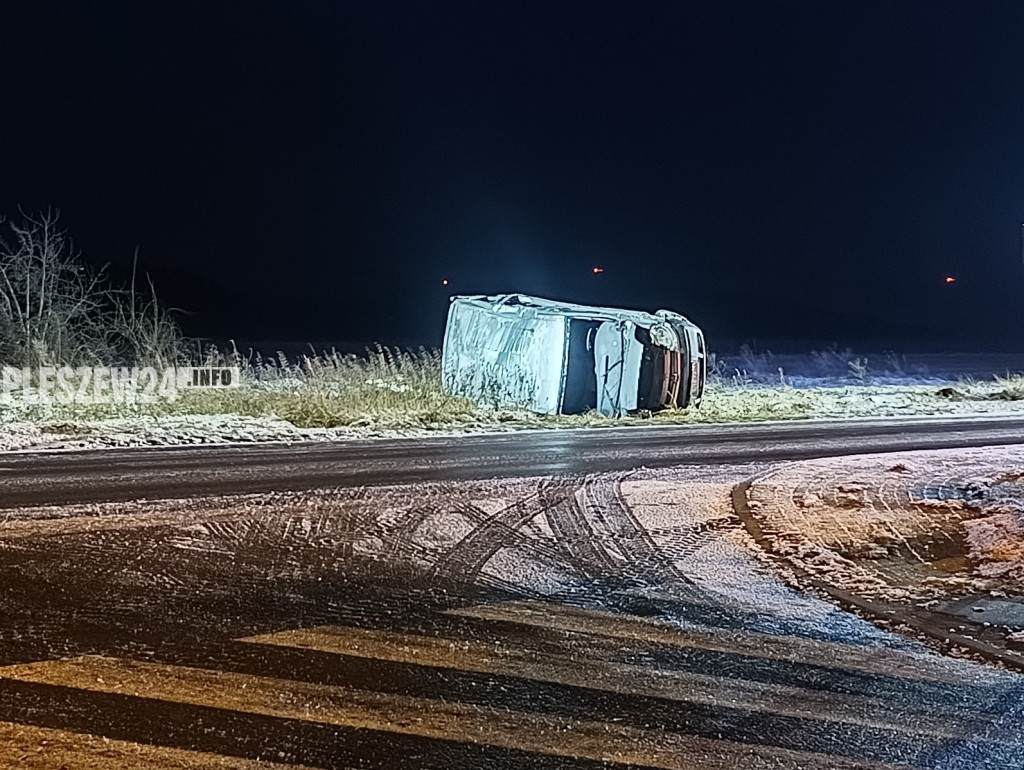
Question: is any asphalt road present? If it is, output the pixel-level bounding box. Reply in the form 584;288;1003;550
2;415;1024;768
3;414;1024;508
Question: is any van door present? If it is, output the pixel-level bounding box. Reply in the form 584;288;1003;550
593;320;644;417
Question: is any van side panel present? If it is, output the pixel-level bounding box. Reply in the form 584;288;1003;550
442;298;568;413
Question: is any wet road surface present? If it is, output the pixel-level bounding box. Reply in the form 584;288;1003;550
3;414;1024;508
2;422;1024;767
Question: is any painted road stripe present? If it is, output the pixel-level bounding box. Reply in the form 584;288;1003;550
0;655;908;770
240;624;977;739
447;600;968;683
0;677;604;770
0;718;313;769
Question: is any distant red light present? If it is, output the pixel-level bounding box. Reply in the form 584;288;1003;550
592;266;604;274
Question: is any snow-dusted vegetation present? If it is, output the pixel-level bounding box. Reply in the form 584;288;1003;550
5;355;1024;451
3;211;1024;448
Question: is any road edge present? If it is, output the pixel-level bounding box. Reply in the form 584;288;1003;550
4;410;1024;457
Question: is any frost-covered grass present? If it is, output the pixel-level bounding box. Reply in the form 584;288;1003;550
673;375;1024;423
1;348;478;431
3;348;1024;439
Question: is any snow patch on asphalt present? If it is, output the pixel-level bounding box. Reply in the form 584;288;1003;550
3;462;1020;687
622;473;963;654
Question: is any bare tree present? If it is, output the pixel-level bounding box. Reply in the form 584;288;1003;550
0;210;183;367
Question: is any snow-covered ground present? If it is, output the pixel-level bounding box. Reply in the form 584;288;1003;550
3;382;1024;452
0;413;537;452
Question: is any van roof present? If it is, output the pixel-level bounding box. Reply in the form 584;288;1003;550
452;293;696;327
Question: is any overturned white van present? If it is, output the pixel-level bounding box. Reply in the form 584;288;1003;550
441;294;706;417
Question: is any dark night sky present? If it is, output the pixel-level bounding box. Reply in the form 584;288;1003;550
3;1;1024;350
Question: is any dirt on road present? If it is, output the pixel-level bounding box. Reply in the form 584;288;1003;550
741;445;1024;660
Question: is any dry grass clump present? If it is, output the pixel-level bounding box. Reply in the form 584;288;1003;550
933;375;1024;403
986;374;1024;401
6;347;483;431
188;347;482;429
